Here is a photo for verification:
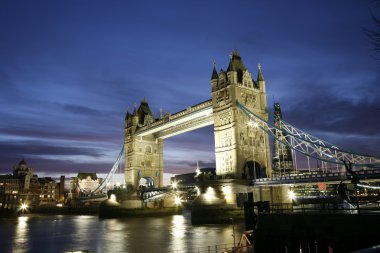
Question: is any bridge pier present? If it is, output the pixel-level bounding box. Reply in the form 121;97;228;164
124;100;164;191
252;185;292;204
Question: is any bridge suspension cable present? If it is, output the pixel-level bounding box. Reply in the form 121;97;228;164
79;147;124;195
237;101;380;168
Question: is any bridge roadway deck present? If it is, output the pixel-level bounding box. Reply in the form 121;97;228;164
252;169;380;186
136;99;213;139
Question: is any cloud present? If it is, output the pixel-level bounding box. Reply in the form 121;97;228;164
63;104;103;116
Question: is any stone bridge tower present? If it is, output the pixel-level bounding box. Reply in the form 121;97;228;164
124;99;164;190
211;50;271;179
124;51;271;190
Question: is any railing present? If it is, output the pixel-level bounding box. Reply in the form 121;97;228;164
169;243;253;253
253;169;380;185
268;202;380;215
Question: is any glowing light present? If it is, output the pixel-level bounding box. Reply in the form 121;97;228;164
195;186;200;196
357;183;380;190
288;190;296;200
56;203;63;207
247;120;259;128
116;182;121;187
222;186;233;203
110;194;117;201
205;186;215;201
172;181;178;190
195;168;201;177
20;203;28;211
174;196;182;206
195;160;201;177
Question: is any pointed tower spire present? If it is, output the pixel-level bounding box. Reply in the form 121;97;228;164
211;60;218;80
125;111;130;120
257;63;264;81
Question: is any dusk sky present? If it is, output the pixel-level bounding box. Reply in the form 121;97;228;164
1;0;379;178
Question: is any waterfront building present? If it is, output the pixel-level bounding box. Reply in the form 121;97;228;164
56;176;65;202
70;172;103;198
0;175;20;209
171;168;216;184
13;160;33;192
0;160;64;209
38;177;57;206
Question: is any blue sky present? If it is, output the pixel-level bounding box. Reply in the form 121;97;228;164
0;0;379;177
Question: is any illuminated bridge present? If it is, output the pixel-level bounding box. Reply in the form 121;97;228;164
80;51;380;204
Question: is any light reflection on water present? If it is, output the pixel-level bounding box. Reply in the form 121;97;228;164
0;211;244;253
12;216;30;253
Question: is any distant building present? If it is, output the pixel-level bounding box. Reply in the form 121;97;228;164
272;103;294;174
56;176;65;202
171;168;216;185
70;172;103;198
0;160;65;210
13;160;33;192
38;177;57;206
0;174;20;209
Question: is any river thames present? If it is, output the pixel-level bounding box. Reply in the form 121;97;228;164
0;211;244;253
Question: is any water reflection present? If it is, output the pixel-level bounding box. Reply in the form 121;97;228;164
12;216;30;253
72;216;99;252
1;213;243;253
171;215;186;251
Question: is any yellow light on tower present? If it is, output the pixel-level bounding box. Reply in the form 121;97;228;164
247;120;258;128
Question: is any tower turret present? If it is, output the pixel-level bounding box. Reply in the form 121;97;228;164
227;50;246;84
257;63;266;92
211;61;219;92
132;107;139;126
137;98;154;126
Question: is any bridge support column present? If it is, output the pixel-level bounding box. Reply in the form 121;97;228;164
211;51;271;180
252;185;292;204
124;99;164;191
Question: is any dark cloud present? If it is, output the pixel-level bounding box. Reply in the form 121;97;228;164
63;104;103;116
0;141;103;158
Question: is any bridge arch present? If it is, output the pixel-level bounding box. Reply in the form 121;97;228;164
139;176;155;190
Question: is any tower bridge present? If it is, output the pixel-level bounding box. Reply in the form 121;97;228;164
90;50;380;209
124;50;270;191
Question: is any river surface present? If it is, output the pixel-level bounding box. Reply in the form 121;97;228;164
0;211;244;253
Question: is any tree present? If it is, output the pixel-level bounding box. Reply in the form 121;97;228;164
366;1;380;59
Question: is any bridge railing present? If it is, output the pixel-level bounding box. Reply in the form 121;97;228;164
268;201;380;215
252;168;380;185
169;243;252;253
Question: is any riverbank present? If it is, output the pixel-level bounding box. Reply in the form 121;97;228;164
0;205;99;217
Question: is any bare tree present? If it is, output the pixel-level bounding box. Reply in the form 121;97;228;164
366;1;380;58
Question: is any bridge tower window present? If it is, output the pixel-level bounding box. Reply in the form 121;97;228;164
145;146;152;154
